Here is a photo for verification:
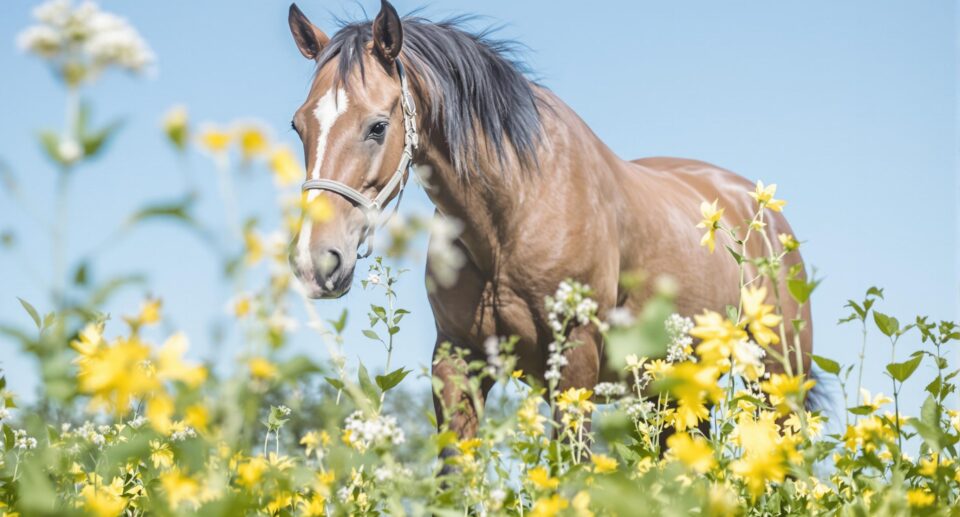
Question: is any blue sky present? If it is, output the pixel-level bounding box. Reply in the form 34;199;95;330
0;1;957;419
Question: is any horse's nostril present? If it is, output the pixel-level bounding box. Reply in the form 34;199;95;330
317;248;343;278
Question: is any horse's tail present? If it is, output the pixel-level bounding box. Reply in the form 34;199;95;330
805;365;839;418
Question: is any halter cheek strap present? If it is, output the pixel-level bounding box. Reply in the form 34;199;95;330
301;60;419;259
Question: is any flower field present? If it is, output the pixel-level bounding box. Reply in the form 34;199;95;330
2;2;959;516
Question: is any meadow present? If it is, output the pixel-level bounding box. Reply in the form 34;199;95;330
1;2;959;516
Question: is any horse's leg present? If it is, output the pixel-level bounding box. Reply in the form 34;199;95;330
432;337;494;471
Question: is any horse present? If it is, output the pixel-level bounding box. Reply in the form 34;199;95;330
285;0;813;445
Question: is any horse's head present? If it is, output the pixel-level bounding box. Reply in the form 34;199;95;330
287;1;411;299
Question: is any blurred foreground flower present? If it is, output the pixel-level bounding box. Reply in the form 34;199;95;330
18;0;155;87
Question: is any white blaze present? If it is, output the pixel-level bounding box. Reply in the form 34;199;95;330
297;88;349;278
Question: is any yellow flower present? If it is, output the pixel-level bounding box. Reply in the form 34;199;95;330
244;228;264;265
906;488;934;507
778;233;799;252
571;491;593;517
740;286;782;347
150;440;174;469
690;310;748;369
557;388;595;414
198;125;232;154
76;336;158;415
123;298;162;329
146;391;175;434
518;396;547;436
300;493;327;516
761;373;815;414
160;468;200;509
527;466;559;490
71;322;105;358
236;456;268;488
696;199;724;253
269;146;303;186
248;356;278;380
730;414;790;498
667;433;716;474
530;494;568;517
512;369;524;379
859;388;893;412
163;106;189;151
237;124;268;160
301;430;330;458
300;194;334;224
80;477;126;517
591;453;618;474
267;491;294;515
157;332;207;388
184;404;209;433
665;362;723;431
749;180;786;212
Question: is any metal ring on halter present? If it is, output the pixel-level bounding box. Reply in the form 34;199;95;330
301;60;419;259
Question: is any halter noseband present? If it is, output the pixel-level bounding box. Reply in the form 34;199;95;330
301;60;419;259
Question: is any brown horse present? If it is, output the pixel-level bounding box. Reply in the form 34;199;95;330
286;1;812;442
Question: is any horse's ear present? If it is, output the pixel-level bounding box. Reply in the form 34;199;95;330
372;0;403;63
288;3;329;60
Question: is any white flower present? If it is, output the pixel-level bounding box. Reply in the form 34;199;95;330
366;272;381;285
0;408;10;421
664;313;695;363
58;138;83;163
128;415;147;429
606;307;634;327
278;405;292;416
427;216;465;288
343;410;405;452
171;426;196;442
594;382;627;399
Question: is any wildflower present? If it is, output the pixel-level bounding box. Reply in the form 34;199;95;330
530;494;568;517
749;180;786;212
906;488;934;507
731;413;791;498
591;453;618;474
75;335;158;415
426;215;466;288
80;477;126;517
300;194;334;224
606;306;634;327
518;396;547;436
667;433;716;474
301;430;329;458
665;313;695;363
236;124;268;160
665;362;723;431
527;466;559;490
160;468;201;509
367;272;381;285
198;125;232;154
690;310;747;370
342;410;405;452
696;199;723;253
740;286;782;347
572;491;593;517
163;105;189;151
13;429;37;451
546;280;598;332
150;439;174;469
859;388;893;412
557;388;595;414
248;356;278;380
593;382;627;399
778;233;799;252
156;332;207;388
761;373;815;414
267;145;302;186
236;456;268;487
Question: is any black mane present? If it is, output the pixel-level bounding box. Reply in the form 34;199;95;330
316;16;544;177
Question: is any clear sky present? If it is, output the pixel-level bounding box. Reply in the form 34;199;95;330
1;1;957;420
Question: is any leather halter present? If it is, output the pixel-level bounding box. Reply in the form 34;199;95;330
301;60;419;258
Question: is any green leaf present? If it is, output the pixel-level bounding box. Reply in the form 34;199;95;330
2;425;13;452
38;130;66;165
606;294;675;370
787;277;820;304
17;297;41;329
810;354;841;375
873;311;899;337
357;363;380;406
127;194;197;227
725;245;744;265
328;309;348;334
866;286;884;299
376;367;412;392
847;405;875;416
324;376;344;390
362;329;381;342
82;120;122;159
886;355;922;382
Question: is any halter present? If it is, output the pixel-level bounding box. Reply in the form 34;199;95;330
301;60;419;258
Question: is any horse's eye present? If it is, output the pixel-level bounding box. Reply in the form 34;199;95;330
367;121;388;140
